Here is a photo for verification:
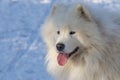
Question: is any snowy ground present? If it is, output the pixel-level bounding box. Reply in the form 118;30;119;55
0;0;119;80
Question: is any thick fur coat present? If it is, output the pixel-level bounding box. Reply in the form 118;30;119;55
42;3;120;80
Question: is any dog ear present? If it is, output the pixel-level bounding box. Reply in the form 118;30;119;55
76;4;93;21
51;4;58;16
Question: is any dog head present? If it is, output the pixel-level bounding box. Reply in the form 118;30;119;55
51;4;98;66
42;4;103;66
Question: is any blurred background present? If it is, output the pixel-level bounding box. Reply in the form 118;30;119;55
0;0;120;80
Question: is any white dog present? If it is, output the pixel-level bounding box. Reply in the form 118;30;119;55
42;3;120;80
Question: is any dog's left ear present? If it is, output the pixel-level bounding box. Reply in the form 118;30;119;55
76;4;93;21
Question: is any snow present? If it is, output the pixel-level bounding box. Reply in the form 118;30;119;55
0;0;119;80
40;0;51;3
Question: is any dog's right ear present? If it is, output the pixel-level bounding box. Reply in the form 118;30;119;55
51;4;58;16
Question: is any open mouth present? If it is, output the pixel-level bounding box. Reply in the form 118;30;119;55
57;47;79;66
69;47;79;57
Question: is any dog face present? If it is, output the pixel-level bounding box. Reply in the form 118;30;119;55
56;28;81;55
55;27;84;66
43;4;101;66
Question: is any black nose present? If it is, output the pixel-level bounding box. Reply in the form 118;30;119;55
56;43;65;51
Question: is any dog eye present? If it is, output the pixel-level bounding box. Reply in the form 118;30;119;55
69;31;76;35
57;31;60;35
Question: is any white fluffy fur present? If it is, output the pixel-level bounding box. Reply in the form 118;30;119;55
41;3;120;80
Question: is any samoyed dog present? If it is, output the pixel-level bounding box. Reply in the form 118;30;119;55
42;3;120;80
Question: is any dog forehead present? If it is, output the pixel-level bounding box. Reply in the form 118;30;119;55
52;5;79;22
53;11;75;24
56;26;69;32
55;24;79;31
51;9;87;30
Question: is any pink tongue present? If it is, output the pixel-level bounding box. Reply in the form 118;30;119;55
57;53;68;66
